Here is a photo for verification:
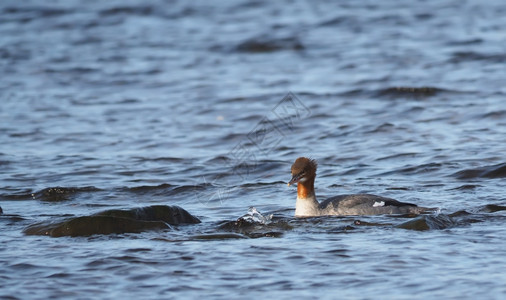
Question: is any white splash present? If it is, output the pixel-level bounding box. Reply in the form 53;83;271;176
241;207;273;224
373;201;385;207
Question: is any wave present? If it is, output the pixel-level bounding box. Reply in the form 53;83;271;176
453;163;506;179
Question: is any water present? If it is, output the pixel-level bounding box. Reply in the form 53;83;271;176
1;0;506;298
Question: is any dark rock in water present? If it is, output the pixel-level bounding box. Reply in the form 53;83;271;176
191;233;249;240
353;220;392;227
24;216;169;237
396;214;454;231
375;86;442;98
451;184;481;190
248;231;284;238
448;210;471;217
33;186;100;202
217;214;290;238
482;164;506;178
218;217;258;231
0;206;3;214
478;204;506;213
96;205;201;225
235;35;304;52
34;187;77;202
24;205;200;237
453;163;506;179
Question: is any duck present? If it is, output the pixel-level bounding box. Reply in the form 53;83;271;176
287;157;435;217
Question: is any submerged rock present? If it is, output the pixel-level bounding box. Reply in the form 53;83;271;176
376;86;442;98
396;214;454;231
96;205;201;225
217;207;289;238
24;216;169;237
235;35;304;52
478;204;506;213
453;163;506;179
24;205;200;237
191;233;249;240
33;186;100;202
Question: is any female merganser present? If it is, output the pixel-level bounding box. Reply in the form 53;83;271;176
287;157;434;217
